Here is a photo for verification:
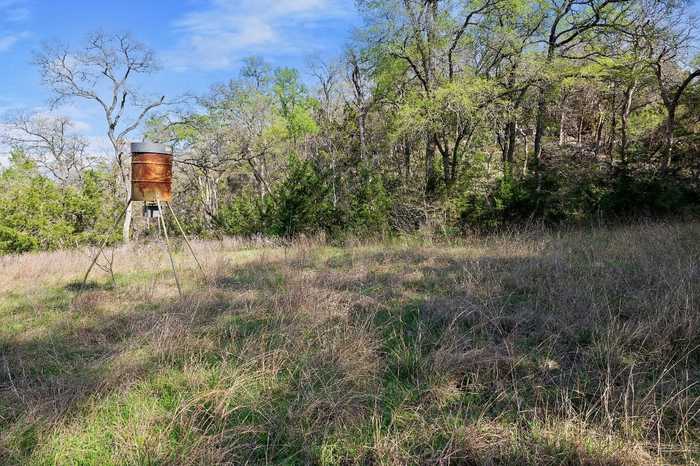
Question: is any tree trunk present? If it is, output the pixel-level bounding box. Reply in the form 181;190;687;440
423;0;439;196
664;105;676;169
619;80;636;165
118;148;132;243
608;90;617;160
504;121;516;176
508;122;517;161
425;137;437;196
441;147;451;186
576;117;583;145
656;68;699;170
559;110;566;146
520;127;530;176
358;113;367;163
451;146;459;183
122;201;133;242
534;44;556;160
534;91;546;160
403;139;411;179
594;111;604;156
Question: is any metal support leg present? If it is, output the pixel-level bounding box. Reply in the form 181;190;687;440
156;198;183;297
82;201;131;286
165;202;207;282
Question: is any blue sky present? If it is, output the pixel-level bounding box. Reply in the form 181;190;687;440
0;0;360;155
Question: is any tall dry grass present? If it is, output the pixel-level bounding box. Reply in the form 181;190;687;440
0;221;698;464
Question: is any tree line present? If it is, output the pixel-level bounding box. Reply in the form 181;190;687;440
1;0;699;253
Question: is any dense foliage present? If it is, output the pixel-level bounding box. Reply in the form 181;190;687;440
145;0;699;241
0;151;119;254
1;0;699;252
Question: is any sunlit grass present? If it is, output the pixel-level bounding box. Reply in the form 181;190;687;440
1;221;699;464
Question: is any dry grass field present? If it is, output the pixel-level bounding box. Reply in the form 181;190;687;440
0;221;699;465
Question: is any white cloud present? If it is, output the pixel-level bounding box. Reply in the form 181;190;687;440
5;6;29;22
0;0;28;15
166;0;354;71
0;31;29;52
0;0;30;53
44;103;98;134
0;34;20;51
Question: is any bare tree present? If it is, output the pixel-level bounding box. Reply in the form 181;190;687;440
346;50;373;165
147;75;278;227
241;56;272;91
308;55;343;204
1;112;93;186
34;32;166;241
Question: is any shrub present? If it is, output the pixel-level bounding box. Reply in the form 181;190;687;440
0;153;116;254
0;225;39;253
456;165;700;231
218;189;264;236
600;172;700;216
264;155;336;237
344;166;392;236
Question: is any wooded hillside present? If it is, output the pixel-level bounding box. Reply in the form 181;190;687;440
1;0;699;252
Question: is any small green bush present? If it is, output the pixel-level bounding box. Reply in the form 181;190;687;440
0;225;39;253
218;189;264;236
344;166;392;236
264;155;336;237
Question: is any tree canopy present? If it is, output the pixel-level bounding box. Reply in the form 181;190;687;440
1;0;699;253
